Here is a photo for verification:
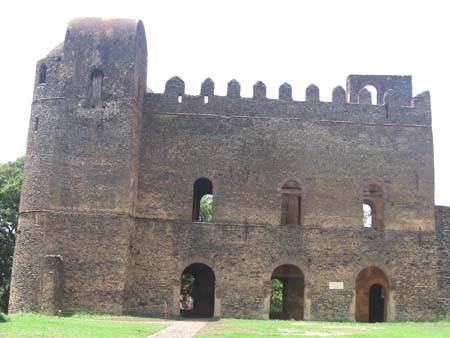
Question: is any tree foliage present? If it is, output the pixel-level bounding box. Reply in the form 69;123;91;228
0;156;24;313
270;278;283;313
199;194;213;222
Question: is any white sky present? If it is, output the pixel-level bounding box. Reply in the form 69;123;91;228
0;0;449;206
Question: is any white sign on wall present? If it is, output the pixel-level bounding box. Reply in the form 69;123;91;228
329;282;344;290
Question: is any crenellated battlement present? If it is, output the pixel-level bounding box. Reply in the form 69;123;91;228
145;76;431;126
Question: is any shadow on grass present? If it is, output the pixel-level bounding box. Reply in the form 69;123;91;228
0;313;9;322
59;311;220;322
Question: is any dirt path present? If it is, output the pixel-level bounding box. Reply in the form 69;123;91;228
147;320;207;338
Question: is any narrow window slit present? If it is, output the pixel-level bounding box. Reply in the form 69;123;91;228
90;69;104;108
38;64;47;84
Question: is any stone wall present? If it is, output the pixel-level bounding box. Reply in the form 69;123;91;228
138;89;435;231
436;206;450;317
125;220;439;320
9;17;146;313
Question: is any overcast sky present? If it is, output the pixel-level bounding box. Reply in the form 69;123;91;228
0;0;449;205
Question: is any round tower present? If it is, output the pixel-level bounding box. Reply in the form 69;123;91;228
9;18;147;313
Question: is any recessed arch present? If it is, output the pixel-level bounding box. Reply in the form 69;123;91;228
280;180;302;225
355;266;389;322
269;264;305;320
179;262;215;318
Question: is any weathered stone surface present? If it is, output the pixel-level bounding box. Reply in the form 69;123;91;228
8;17;449;322
253;81;266;99
279;83;292;101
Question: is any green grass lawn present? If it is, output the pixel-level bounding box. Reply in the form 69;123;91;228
0;313;167;338
195;318;450;338
2;313;450;338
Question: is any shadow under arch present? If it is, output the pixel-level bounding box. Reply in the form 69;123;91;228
263;257;311;320
173;257;220;318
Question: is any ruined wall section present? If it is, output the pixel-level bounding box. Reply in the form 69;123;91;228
138;77;434;231
436;206;450;317
10;18;147;313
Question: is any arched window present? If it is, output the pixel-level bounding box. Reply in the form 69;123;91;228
281;180;302;225
363;184;384;229
192;178;213;222
38;63;47;84
90;69;104;107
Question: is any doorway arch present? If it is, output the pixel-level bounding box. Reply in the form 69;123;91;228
180;263;215;318
270;264;304;320
355;266;389;322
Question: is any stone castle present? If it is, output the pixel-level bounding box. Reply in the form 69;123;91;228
9;18;450;322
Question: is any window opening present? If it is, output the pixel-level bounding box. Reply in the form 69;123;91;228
193;178;213;222
38;64;47;84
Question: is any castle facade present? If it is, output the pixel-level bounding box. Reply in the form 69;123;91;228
9;18;450;321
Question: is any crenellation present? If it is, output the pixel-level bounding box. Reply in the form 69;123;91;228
200;78;215;97
332;86;346;104
358;88;372;104
383;89;402;106
165;76;185;96
279;82;293;100
227;79;241;98
413;91;431;109
155;78;429;126
253;81;266;99
305;83;320;102
143;90;430;126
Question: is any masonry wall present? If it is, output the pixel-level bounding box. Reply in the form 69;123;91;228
125;220;439;320
436;206;450;316
10;18;146;313
138;91;435;231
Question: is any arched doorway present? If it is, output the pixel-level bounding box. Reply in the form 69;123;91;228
355;266;389;322
180;263;215;318
270;264;304;320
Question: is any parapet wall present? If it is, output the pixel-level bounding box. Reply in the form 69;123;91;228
145;76;431;126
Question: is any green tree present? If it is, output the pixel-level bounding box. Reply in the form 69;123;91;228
0;156;24;313
199;194;213;222
270;278;283;313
